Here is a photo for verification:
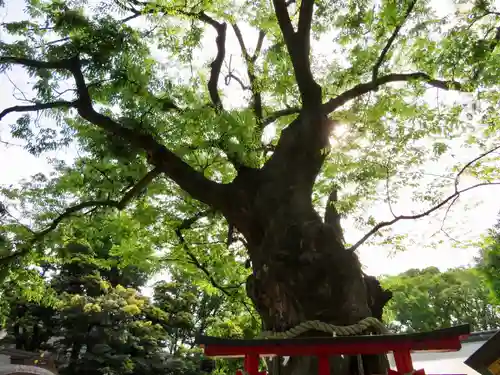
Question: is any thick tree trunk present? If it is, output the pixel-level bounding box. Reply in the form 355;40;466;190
244;219;385;375
246;220;370;329
232;191;391;375
222;113;392;375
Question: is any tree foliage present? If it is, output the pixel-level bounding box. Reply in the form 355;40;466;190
0;0;498;274
477;215;500;304
381;266;500;333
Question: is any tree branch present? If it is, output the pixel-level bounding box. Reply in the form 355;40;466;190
322;72;466;114
372;0;418;82
178;137;245;168
471;26;500;81
174;211;257;323
117;167;161;207
348;145;500;251
118;1;228;110
272;0;321;107
348;182;499;252
0;56;73;70
252;30;266;62
174;212;244;296
454;145;500;193
232;23;263;125
225;72;249;91
202;15;227;111
178;210;213;231
0;167;162;266
0;101;77;121
272;0;295;46
1;54;229;208
262;107;300;125
297;0;315;44
64;57;228;209
437;195;460;242
384;164;396;218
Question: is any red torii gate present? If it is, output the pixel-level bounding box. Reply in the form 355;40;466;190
196;324;470;375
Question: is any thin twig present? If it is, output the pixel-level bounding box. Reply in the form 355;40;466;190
348;182;500;252
348;145;500;251
438;195;460;242
385;164;396;218
232;23;263;124
454;145;500;193
174;211;246;296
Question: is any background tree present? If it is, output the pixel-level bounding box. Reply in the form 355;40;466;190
477;216;500;304
0;0;499;374
153;272;259;374
54;285;179;375
1;272;57;352
381;266;500;333
0;234;255;375
0;240;200;375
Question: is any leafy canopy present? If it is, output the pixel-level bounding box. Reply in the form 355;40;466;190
0;0;498;303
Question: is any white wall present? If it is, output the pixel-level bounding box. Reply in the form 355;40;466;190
0;356;10;366
388;341;484;375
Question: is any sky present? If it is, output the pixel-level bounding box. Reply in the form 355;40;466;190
0;0;499;280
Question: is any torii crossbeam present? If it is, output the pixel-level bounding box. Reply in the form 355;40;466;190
196;324;471;375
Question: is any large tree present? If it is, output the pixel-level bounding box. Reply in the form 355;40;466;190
0;0;499;374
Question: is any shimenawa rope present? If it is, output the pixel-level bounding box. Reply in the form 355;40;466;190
238;317;390;375
259;316;389;338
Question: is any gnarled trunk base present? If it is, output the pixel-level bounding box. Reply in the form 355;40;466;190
245;221;392;375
